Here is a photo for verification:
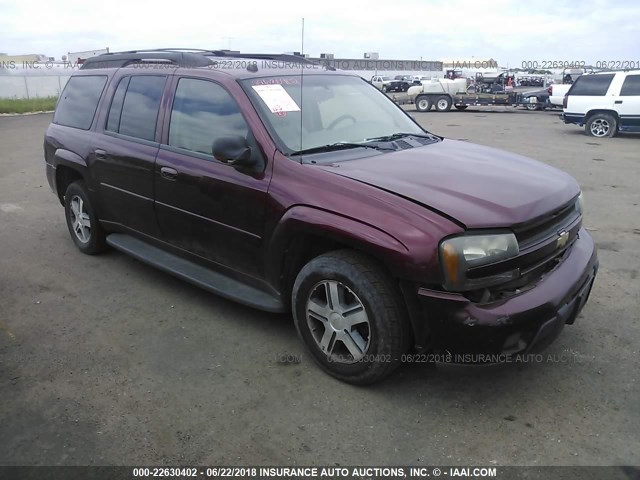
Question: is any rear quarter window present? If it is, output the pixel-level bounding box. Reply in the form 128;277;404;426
620;75;640;96
53;75;108;130
568;74;615;96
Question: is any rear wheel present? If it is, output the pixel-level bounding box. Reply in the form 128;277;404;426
586;113;617;137
292;250;410;384
415;95;432;112
64;181;107;255
454;105;468;111
435;95;452;112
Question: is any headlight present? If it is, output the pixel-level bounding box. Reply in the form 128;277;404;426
575;192;584;215
439;232;520;291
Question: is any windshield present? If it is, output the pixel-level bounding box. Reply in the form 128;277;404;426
241;74;426;154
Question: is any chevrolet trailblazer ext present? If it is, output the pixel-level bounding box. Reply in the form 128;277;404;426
44;49;598;384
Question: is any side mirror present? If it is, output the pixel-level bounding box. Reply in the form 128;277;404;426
212;136;254;167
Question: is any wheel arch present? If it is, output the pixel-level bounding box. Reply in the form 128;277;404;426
265;205;410;303
54;150;88;205
586;109;620;123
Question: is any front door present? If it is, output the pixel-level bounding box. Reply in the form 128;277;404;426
154;77;271;278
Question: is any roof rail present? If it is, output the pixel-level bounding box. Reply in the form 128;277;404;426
80;49;221;69
80;48;319;70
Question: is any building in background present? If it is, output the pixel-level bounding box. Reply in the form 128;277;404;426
66;48;109;64
0;53;50;64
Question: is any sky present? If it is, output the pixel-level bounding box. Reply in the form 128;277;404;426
1;0;639;67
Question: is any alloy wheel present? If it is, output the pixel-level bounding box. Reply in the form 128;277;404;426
305;280;371;363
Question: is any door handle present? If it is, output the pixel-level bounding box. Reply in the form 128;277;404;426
614;100;623;104
160;166;178;180
94;149;108;160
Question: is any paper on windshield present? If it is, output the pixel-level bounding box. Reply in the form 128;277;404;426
251;84;300;113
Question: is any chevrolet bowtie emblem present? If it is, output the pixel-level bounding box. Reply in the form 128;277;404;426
557;231;569;248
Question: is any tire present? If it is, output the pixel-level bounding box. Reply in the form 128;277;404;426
454;105;468;111
415;95;432;112
64;181;108;255
382;85;387;93
586;113;617;137
525;101;540;111
435;95;452;112
292;250;411;385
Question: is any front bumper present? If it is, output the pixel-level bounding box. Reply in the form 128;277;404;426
416;228;598;359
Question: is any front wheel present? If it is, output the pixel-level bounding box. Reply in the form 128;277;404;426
292;250;410;384
586;113;617;137
64;181;107;254
382;85;387;93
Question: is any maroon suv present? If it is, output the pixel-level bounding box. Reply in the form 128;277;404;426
44;49;598;384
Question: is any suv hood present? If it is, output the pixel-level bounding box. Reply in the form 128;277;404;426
318;139;579;228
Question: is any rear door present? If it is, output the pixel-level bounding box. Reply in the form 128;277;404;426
615;74;640;132
153;76;271;277
92;73;168;236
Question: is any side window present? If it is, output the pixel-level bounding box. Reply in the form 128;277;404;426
53;75;107;130
106;76;130;132
568;74;615;96
620;75;640;96
168;78;249;156
106;75;166;141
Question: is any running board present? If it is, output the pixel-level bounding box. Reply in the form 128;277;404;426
106;233;286;313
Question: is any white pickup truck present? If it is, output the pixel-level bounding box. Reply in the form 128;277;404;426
549;84;572;107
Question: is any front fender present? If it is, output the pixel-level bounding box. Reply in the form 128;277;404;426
264;205;410;289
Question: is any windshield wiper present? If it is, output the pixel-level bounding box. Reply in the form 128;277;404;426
364;132;437;142
290;142;394;156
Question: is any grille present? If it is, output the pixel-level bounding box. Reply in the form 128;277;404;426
514;201;579;250
467;200;582;295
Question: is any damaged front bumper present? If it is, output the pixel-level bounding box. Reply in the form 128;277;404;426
416;228;598;360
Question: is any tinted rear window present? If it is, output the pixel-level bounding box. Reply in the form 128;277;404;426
620;75;640;96
118;76;166;141
568;74;615;96
53;75;107;129
106;76;130;132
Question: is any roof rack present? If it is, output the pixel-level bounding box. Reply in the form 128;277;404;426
80;48;319;70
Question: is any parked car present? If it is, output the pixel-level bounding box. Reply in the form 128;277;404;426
45;49;598;384
521;87;551;110
370;75;408;92
563;70;640;137
393;75;412;91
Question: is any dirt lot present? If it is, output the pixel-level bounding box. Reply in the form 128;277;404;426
1;111;638;467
